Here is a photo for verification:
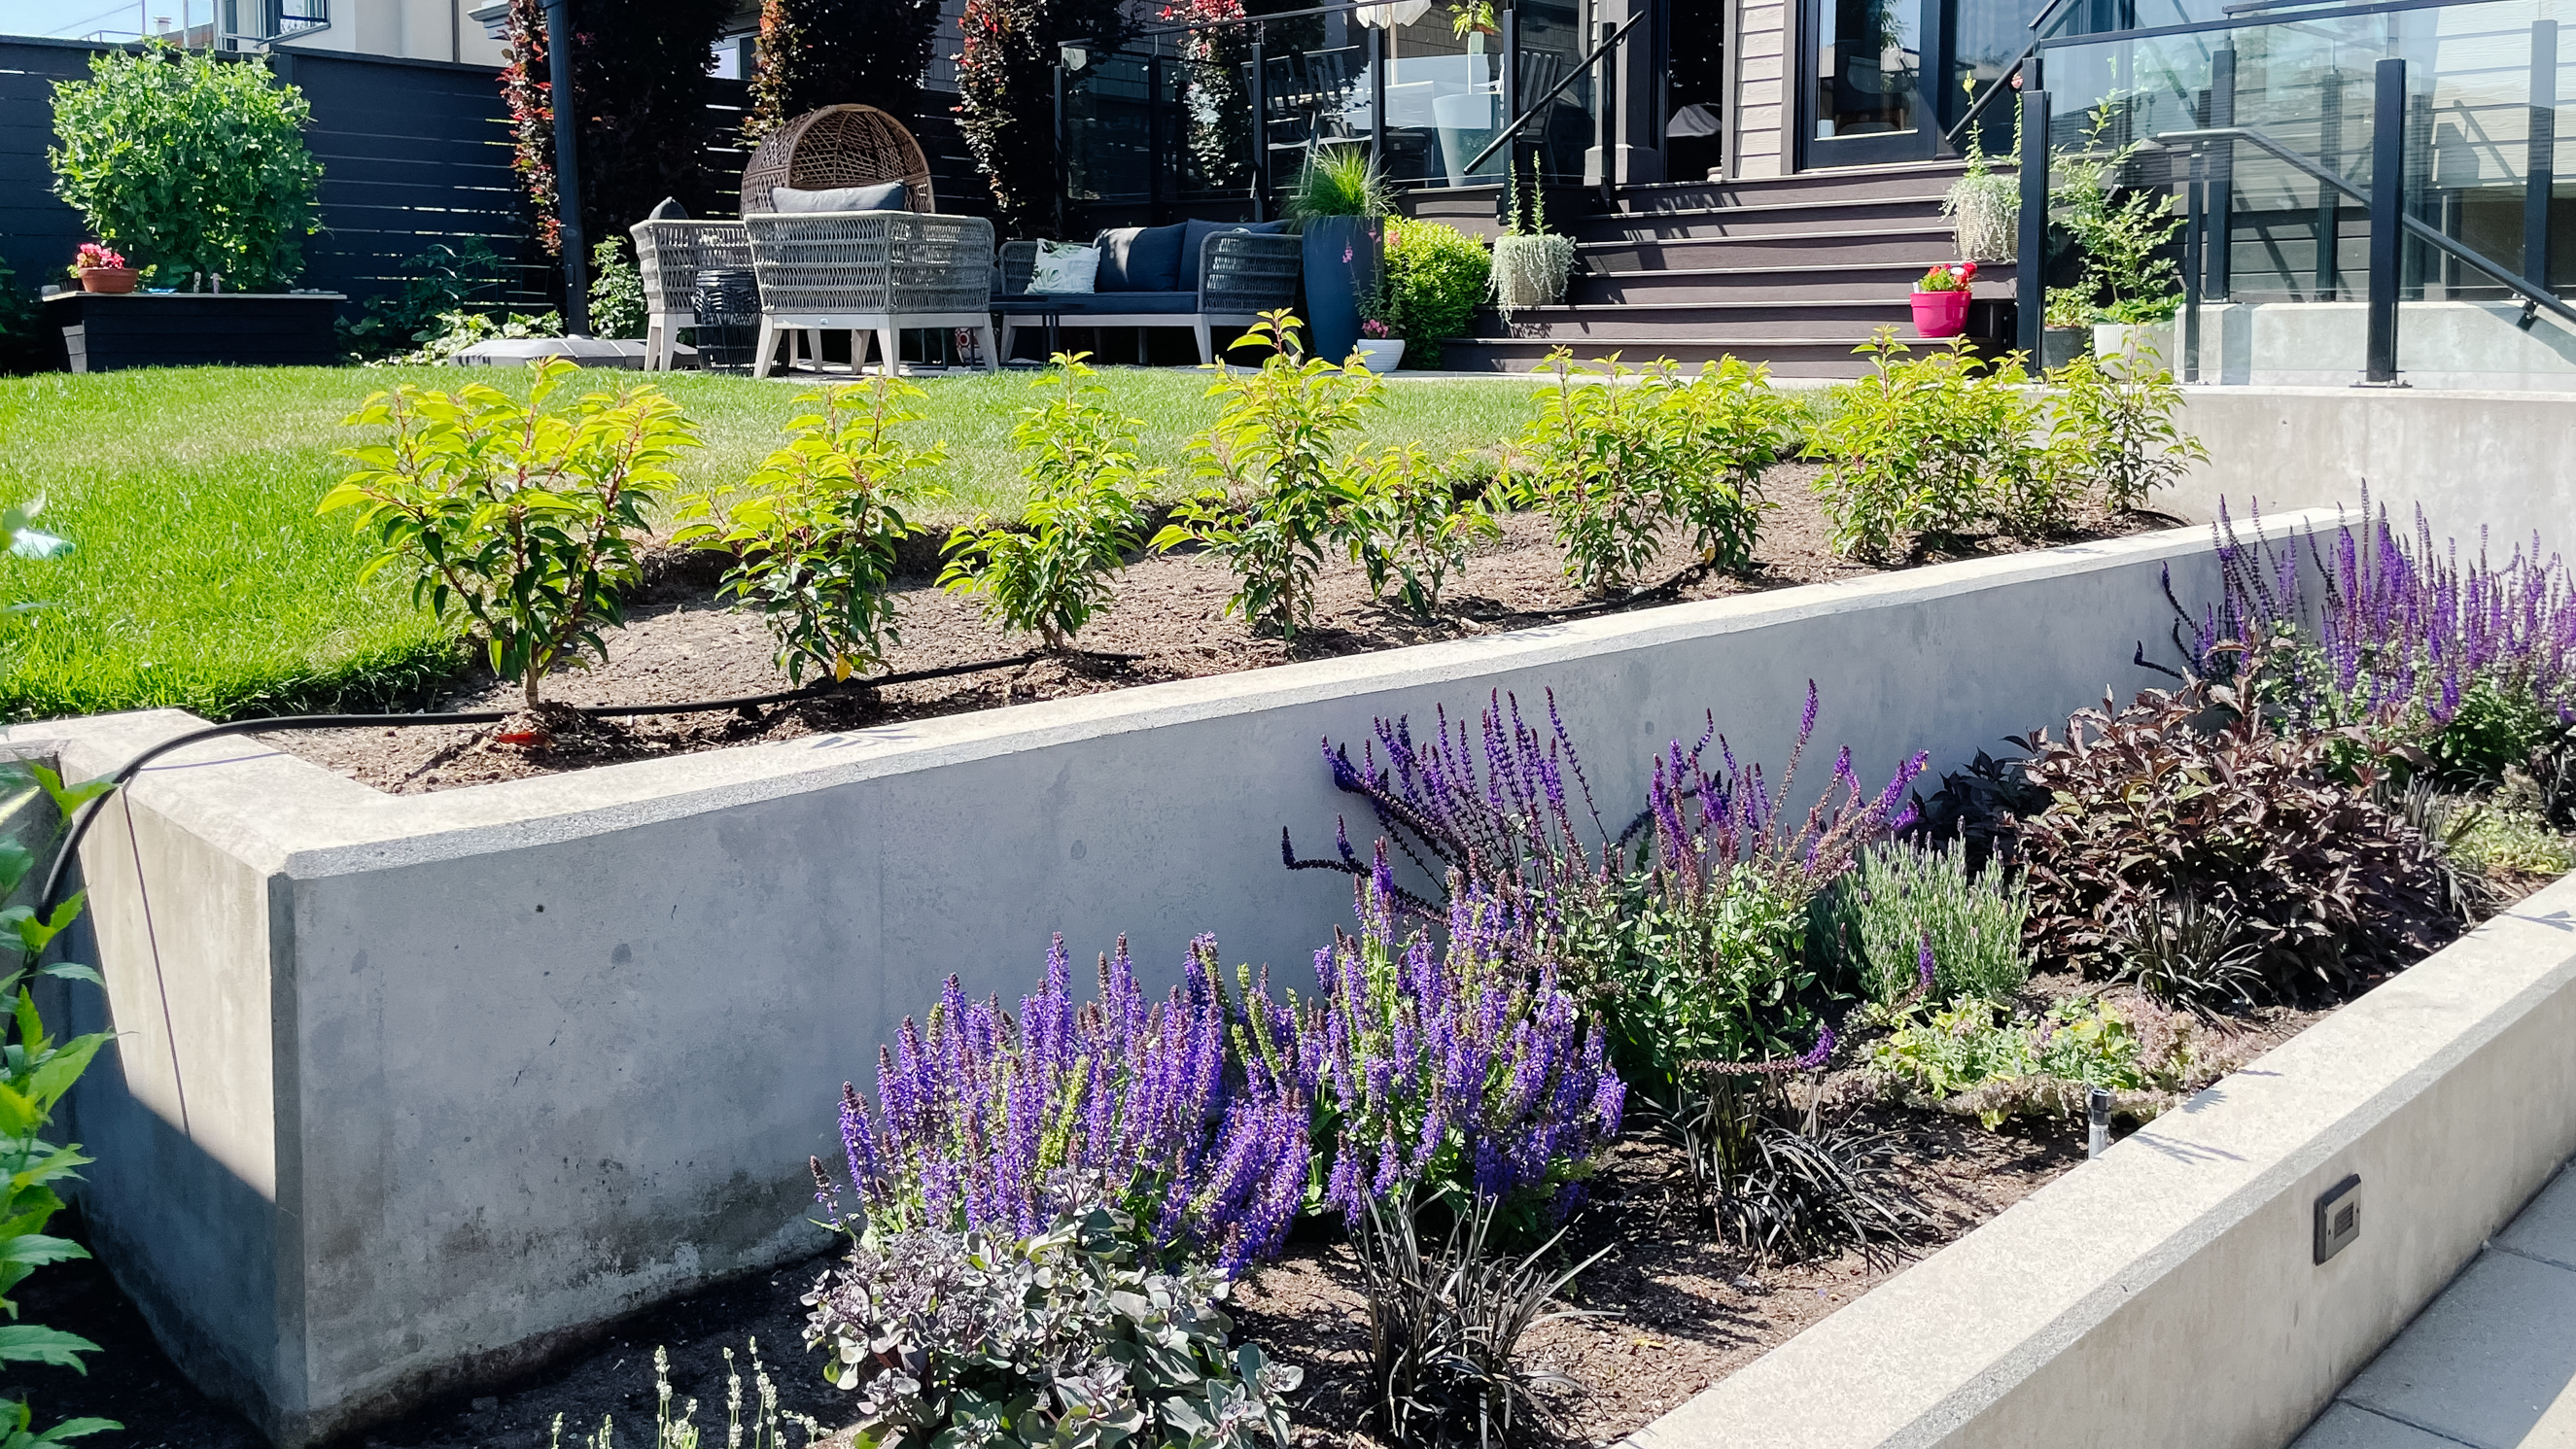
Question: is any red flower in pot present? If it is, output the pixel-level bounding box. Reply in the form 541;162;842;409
71;243;138;294
1911;260;1975;339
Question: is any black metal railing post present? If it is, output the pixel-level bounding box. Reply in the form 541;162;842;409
1249;37;1271;220
1148;55;1166;224
1499;5;1519;179
1371;16;1389;173
2017;88;2050;361
2364;56;2406;384
1594;18;1619;208
2183;149;2204;380
2529;19;2558;291
1054;60;1070;238
2205;45;2236;299
2316;67;2342;298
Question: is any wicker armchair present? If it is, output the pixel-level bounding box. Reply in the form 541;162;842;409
743;210;998;377
629;219;759;371
994;229;1303;363
741;105;936;215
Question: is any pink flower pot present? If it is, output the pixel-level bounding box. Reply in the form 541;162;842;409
1911;287;1971;338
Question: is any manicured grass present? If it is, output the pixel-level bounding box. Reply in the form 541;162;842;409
0;362;1536;722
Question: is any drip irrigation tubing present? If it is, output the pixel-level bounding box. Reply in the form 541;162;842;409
32;648;1106;918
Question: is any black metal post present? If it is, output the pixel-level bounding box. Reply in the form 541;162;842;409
1054;61;1069;238
2183;154;2203;380
2363;56;2406;384
1370;17;1388;174
1499;5;1518;181
2205;45;2236;299
543;0;588;335
2017;88;2050;362
1249;38;1270;219
2316;67;2342;298
1148;55;1166;224
2529;19;2557;290
1595;18;1618;209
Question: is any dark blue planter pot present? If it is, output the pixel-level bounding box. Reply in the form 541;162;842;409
1301;215;1379;366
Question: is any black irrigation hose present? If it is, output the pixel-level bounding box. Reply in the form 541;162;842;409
34;648;1104;919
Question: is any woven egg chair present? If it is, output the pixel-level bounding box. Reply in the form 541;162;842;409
739;105;936;215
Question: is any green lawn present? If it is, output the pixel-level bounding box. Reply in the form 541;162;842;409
0;363;1536;722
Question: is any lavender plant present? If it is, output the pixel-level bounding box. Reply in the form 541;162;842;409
817;938;1308;1276
1239;857;1626;1226
801;1204;1301;1449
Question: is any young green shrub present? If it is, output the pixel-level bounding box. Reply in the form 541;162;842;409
342;239;508;362
1833;841;2031;1013
1342;445;1500;619
49;42;322;290
1804;330;2047;557
2043;348;2209;512
941;354;1156;649
382;308;566;366
325;359;700;708
673;376;945;684
803;1204;1301;1449
1375;217;1490;366
586;236;648;341
1154;311;1376;638
1660;356;1796;571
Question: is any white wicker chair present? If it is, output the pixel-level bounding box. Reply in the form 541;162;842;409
743;211;999;377
630;219;757;371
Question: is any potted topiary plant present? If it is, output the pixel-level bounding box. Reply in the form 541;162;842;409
1911;260;1975;338
69;243;135;294
2041;286;2092;369
1285;145;1392;365
1490;155;1575;320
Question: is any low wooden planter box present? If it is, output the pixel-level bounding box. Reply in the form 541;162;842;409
42;290;343;371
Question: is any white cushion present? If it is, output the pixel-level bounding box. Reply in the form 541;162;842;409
772;182;909;213
1027;240;1101;294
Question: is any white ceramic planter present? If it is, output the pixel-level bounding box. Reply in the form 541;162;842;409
1352;337;1407;373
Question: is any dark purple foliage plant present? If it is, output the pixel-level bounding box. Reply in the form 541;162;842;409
815;937;1308;1277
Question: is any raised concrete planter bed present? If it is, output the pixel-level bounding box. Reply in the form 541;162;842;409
23;518;2313;1445
1622;867;2576;1449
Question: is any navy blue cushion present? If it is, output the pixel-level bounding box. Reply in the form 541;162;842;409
1178;218;1290;283
1094;223;1189;292
772;182;909;213
998;292;1205;316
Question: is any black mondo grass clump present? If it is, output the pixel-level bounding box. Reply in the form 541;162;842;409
2109;891;2268;1017
1350;1192;1608;1449
1673;1073;1920;1268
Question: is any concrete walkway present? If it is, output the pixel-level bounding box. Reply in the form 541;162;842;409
2292;1161;2576;1447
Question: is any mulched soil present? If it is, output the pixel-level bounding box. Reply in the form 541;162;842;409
270;480;2169;794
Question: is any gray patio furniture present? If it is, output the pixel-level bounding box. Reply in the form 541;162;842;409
630;218;756;371
993;223;1303;363
742;210;1000;377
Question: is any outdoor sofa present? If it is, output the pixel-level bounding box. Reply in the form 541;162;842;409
994;218;1303;364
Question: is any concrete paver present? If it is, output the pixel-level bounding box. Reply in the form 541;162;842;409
2294;1402;2483;1448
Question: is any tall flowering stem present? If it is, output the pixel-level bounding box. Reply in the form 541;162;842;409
1243;852;1626;1225
818;937;1308;1276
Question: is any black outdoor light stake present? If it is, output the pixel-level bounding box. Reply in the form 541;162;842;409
546;0;591;335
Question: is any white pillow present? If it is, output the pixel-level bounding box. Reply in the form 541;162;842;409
1027;240;1101;294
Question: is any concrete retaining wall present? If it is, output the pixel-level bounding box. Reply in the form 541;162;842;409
24;522;2283;1445
1627;868;2576;1449
2167;386;2576;552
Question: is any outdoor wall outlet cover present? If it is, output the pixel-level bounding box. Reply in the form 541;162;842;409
2315;1174;2362;1264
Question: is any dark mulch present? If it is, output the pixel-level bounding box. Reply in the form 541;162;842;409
269;485;2167;794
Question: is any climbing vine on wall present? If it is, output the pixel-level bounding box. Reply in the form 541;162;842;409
502;0;737;255
957;0;1128;236
744;0;945;145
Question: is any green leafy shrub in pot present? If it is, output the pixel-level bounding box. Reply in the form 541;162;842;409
802;1203;1301;1449
1828;840;2031;1013
675;376;946;684
2015;675;2456;997
1373;217;1489;366
942;354;1156;649
325;359;700;709
2050;93;2183;326
49;42;323;291
1154;311;1377;638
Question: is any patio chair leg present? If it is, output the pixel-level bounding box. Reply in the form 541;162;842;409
752;319;780;379
877;327;902;378
643;319;663;371
974;325;999;372
1193;321;1214;366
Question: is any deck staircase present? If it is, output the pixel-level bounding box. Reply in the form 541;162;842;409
1416;161;2015;376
